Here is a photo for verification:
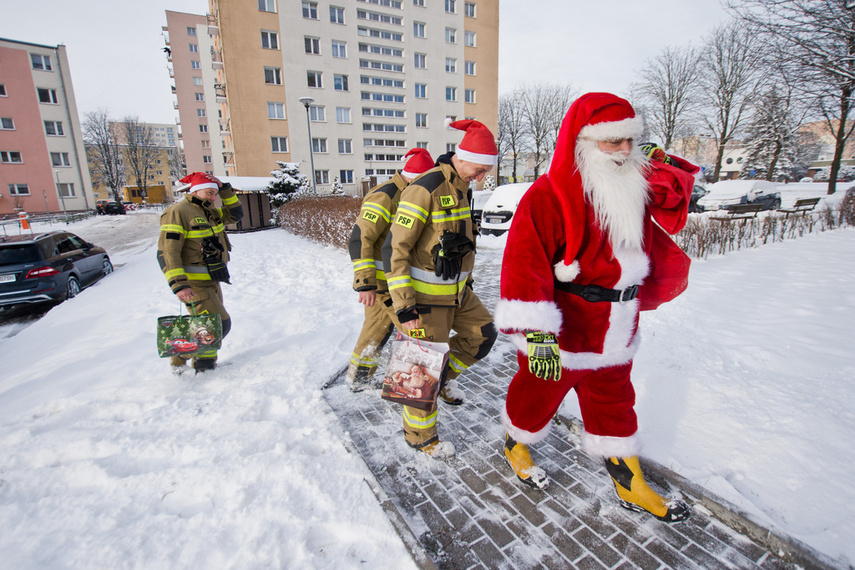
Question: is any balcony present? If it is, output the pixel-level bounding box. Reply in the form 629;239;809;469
219;119;230;136
211;48;224;70
223;152;234;165
207;14;219;35
214;83;227;103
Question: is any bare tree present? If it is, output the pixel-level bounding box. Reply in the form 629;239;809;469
633;46;702;149
169;147;186;183
83;109;124;202
120;116;161;202
697;22;760;182
726;0;855;194
497;91;526;182
519;83;577;178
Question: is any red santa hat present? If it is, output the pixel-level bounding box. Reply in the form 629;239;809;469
401;148;434;179
179;172;218;194
547;93;644;266
449;119;498;166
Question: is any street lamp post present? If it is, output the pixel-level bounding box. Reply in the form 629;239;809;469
298;96;317;194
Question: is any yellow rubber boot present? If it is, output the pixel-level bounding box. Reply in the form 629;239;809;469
504;435;548;489
605;456;689;523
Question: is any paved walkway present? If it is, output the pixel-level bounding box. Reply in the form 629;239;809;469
324;248;835;570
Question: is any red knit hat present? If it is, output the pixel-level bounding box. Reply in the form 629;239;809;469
449;120;498;166
401;148;434;179
547;93;644;265
179;172;218;194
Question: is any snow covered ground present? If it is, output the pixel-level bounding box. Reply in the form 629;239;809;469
0;211;853;568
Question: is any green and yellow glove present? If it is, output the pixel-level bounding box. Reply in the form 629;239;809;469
526;331;562;381
639;142;673;165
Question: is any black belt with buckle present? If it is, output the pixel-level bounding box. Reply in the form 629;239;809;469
555;281;639;303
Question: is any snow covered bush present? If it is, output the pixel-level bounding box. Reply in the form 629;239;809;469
330;177;344;195
267;162;308;207
276;195;361;249
813;165;855;182
482;174;496;192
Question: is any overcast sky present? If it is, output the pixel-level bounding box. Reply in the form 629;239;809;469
2;0;732;124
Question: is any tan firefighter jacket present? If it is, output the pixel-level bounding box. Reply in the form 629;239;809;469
385;158;477;313
157;185;243;293
349;171;409;294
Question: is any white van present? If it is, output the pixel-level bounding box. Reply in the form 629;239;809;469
479;182;533;236
470;189;493;227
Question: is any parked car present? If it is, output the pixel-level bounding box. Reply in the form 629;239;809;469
695;180;781;212
688;185;708;213
479;183;533;236
470;189;493;227
95;199;110;214
103;201;126;215
0;231;113;310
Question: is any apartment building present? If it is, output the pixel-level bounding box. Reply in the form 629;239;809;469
0;38;93;216
163;11;229;177
198;0;498;193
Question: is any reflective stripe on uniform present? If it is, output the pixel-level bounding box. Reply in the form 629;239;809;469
397;201;429;223
353;258;375;272
221;194;239;206
165;268;186;280
351;351;380;367
161;224;187;235
183;266;211;281
408;267;470;296
387;275;413;291
403;407;437;429
431;206;471;223
448;352;469;374
362;202;392;223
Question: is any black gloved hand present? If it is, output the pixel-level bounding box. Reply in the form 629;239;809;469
433;248;461;280
396;306;419;324
432;231;474;280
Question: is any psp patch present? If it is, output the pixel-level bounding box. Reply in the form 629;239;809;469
362;210;380;224
395;213;415;229
439;195;456;209
194;217;208;225
408;328;426;339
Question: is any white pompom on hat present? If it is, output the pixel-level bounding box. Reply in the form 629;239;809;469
450;119;498;166
179;172;218;194
401;148;435;179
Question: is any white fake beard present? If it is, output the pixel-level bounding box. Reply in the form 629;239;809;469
575;138;650;251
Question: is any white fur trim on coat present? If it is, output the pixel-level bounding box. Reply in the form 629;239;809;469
502;405;551;445
578;116;644;142
581;430;641;458
508;333;640;372
553;260;580;282
494;299;562;335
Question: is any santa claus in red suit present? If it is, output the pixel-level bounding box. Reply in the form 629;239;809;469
495;92;698;523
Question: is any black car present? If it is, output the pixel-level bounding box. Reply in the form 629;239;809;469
103;201;126;215
689;185;708;213
0;231;113;309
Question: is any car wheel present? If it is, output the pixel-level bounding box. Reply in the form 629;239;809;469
66;276;81;299
102;258;113;276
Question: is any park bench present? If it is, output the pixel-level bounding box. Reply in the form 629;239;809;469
778;197;821;217
709;203;764;222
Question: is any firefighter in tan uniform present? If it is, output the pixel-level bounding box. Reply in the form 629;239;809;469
157;172;244;373
384;121;499;458
346;149;436;391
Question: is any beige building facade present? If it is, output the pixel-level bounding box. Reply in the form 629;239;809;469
196;0;498;193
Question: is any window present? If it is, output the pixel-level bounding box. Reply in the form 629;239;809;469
0;117;14;130
37;88;58;104
191;60;201;69
305;36;321;55
334;74;349;91
465;1;475;17
315;170;330;184
447;143;457;153
445;0;455;13
202;155;213;164
302;0;318;18
195;92;204;101
196;108;206;117
313;138;328;153
465;60;476;75
271;136;289;152
446;86;457;101
307;71;322;88
8;184;30;196
0;151;23;164
464;31;476;46
358;43;403;57
413;22;425;37
338;139;352;154
199;124;208;133
360;59;404;72
413;0;424;5
201;140;211;148
189;44;199;52
0;84;6;96
309;105;325;121
57;183;76;198
268;102;285;119
415;83;426;99
330;5;345;23
258;0;276;11
445;28;456;43
360;75;404;88
264;66;282;85
414;53;426;69
415;113;427;128
465;88;476;103
336;107;351;123
445;58;456;73
193;76;203;85
357;26;402;41
31;54;52;71
332;40;347;58
340;170;354;184
187;26;197;36
261;30;279;49
44;121;64;135
416;141;428;149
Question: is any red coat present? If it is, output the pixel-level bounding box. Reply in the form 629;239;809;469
494;157;697;372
